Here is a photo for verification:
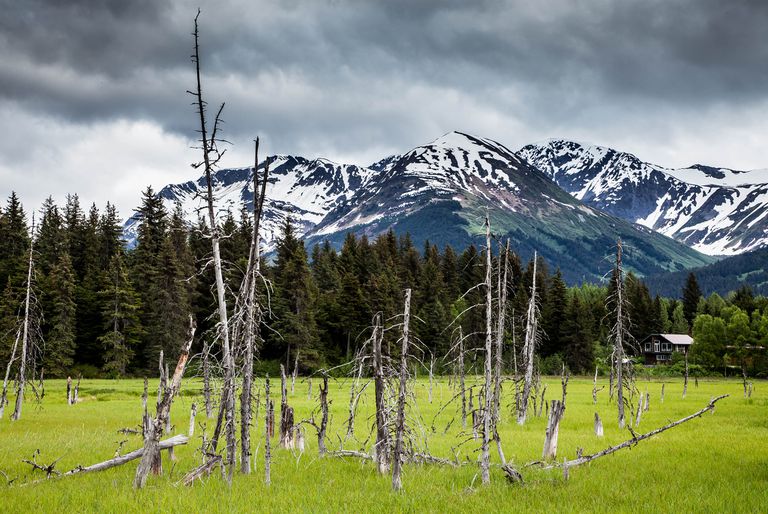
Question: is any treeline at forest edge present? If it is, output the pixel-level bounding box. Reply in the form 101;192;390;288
1;190;767;380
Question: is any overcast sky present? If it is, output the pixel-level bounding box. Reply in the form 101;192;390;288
2;0;768;218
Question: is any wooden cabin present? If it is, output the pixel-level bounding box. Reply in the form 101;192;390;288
641;333;693;365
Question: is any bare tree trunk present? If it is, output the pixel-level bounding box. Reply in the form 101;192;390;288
318;375;329;456
134;317;196;488
661;383;665;403
392;289;412;492
202;341;212;418
279;364;293;448
493;240;509;465
592;366;599;404
141;378;149;438
0;328;22;419
542;400;565;460
372;313;388;472
459;327;466;429
73;374;81;405
518;251;539;425
594;412;604;437
264;375;272;486
11;223;35;421
189;403;197;437
480;215;493;484
635;395;643;427
191;12;236;477
613;240;626;429
239;139;265;475
683;350;689;399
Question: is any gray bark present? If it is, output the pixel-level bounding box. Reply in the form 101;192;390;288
372;313;388;472
480;216;493;484
134;317;196;488
191;12;236;477
392;288;411;492
518;251;539;425
11;223;35;421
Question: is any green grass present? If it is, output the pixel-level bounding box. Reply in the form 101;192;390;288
0;376;765;513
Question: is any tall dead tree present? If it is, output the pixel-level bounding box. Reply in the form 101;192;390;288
372;313;389;473
493;239;510;465
480;214;494;484
12;217;36;421
239;138;269;474
392;289;412;492
609;239;630;429
134;317;196;488
518;251;540;425
190;11;237;476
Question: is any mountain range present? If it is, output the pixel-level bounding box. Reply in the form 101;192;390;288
518;140;768;255
126;131;754;284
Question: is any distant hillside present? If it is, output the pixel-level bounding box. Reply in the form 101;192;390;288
645;247;768;298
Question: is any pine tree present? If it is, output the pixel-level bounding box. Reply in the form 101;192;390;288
45;252;77;376
98;253;142;377
541;268;567;357
271;218;322;369
0;192;29;290
562;294;595;373
682;272;703;326
670;302;689;334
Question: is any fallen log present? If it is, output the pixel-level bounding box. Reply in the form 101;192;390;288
541;394;728;472
24;435;189;484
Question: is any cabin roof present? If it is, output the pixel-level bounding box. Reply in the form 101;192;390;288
645;333;693;345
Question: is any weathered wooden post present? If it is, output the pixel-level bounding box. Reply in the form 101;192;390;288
392;289;412;492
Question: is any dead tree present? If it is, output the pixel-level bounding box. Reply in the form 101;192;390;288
0;328;21;418
458;327;466;429
279;364;294;448
493;239;510;465
291;351;299;394
238;138;269;474
11;220;36;421
542;367;569;460
134;316;196;488
317;375;329;456
661;383;665;403
544;395;729;472
594;412;604;437
189;403;197;437
480;214;494;484
518;251;540;425
73;374;81;405
392;288;412;492
190;11;237;476
428;353;435;404
265;374;272;486
371;313;389;473
683;350;689;399
66;376;72;405
608;239;631;429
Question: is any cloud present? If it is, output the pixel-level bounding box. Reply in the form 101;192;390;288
2;0;768;215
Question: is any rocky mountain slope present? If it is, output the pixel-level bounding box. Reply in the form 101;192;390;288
518;140;768;255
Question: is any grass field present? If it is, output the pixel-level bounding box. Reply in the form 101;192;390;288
0;375;765;513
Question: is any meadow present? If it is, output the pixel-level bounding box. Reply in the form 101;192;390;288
0;375;765;513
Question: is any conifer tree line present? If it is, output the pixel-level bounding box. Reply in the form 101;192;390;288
1;190;766;378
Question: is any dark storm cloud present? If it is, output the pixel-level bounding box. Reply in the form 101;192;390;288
1;0;768;175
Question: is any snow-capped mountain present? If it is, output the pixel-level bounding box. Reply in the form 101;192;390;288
125;131;715;283
125;155;375;247
305;132;712;282
518;140;768;255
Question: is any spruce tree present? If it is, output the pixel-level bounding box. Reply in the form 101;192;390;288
45;252;77;376
98;253;142;376
682;272;703;326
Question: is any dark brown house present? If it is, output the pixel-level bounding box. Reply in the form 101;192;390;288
641;333;693;365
